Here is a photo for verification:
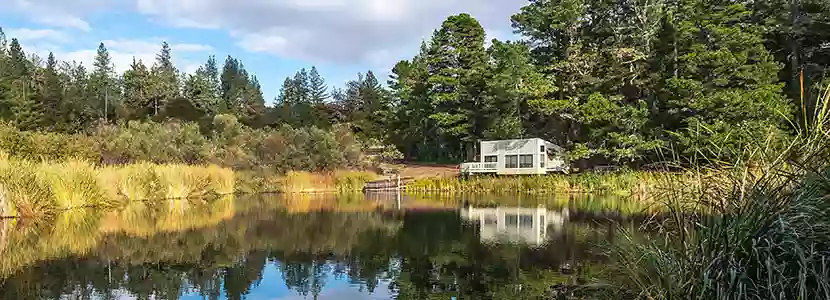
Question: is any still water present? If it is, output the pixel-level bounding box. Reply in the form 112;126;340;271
0;194;643;299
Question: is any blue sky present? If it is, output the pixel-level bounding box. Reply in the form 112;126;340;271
1;0;526;103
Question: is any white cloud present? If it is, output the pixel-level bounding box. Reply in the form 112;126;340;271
8;0;113;31
135;0;526;66
4;28;70;43
15;29;211;74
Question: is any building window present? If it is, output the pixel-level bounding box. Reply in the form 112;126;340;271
505;155;519;168
484;155;498;163
520;215;533;228
484;216;497;225
540;154;546;168
506;214;519;226
540;145;545;153
519;155;534;168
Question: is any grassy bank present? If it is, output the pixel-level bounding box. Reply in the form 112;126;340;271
406;170;688;197
0;153;235;219
236;170;378;194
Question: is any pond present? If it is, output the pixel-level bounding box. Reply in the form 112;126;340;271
0;193;648;299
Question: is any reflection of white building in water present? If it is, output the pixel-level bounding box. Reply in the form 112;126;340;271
460;206;569;246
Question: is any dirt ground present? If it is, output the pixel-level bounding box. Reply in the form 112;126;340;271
394;163;459;179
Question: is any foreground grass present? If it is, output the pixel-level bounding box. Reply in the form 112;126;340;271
0;153;235;219
603;89;830;299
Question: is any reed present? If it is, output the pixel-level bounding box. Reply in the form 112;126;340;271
155;164;212;199
276;170;378;193
0;160;56;219
0;154;236;219
606;86;830;299
99;163;163;203
406;171;677;196
40;160;112;210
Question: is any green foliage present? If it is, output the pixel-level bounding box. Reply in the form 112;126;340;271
606;86;830;299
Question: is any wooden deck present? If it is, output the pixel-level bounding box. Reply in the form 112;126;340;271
363;176;414;192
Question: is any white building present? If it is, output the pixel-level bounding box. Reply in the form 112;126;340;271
460;138;568;175
460;206;569;246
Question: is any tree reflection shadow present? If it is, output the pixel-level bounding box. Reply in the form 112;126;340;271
0;194;641;299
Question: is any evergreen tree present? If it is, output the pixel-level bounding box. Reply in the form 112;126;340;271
61;61;93;132
123;58;153;119
294;68;310;104
90;42;120;122
423;13;490;160
275;76;299;126
308;66;328;104
235;75;266;126
659;0;790;162
149;41;179;115
5;38;42;130
203;55;220;102
40;52;65;129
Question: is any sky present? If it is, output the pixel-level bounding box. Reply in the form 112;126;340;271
1;0;527;103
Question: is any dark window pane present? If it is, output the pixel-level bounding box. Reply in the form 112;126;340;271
506;155;519;168
520;215;533;228
519;155;533;168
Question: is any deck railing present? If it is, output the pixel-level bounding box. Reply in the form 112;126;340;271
460;162;498;173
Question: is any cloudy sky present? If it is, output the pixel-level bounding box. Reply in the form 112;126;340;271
2;0;527;101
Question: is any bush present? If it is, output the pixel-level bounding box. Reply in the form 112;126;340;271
0;115;365;173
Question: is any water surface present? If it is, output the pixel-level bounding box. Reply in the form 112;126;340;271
0;194;644;299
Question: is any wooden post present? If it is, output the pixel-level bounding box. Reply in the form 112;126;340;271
395;173;401;210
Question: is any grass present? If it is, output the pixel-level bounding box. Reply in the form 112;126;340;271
605;86;830;299
406;170;684;197
236;170;379;194
0;154;236;219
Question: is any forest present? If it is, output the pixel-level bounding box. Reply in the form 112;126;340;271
0;0;828;169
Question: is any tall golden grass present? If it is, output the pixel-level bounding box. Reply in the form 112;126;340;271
406;171;691;197
0;153;236;218
237;170;378;194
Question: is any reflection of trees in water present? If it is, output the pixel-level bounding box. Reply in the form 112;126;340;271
0;198;638;299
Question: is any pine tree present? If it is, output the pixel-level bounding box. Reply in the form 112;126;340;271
424;14;490;160
61;61;94;131
308;66;328;104
149;41;179;115
5;38;42;130
123;58;152;119
40;52;65;129
90;42;119;122
236;75;266;126
294;68;310;104
660;0;790;162
203;55;220;101
275;76;299;125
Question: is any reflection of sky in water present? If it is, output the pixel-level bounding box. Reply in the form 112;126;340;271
177;264;393;300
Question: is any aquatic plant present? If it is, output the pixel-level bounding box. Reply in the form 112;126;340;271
99;162;163;203
40;160;112;210
0;154;236;219
607;86;830;300
0;160;56;219
406;171;679;197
